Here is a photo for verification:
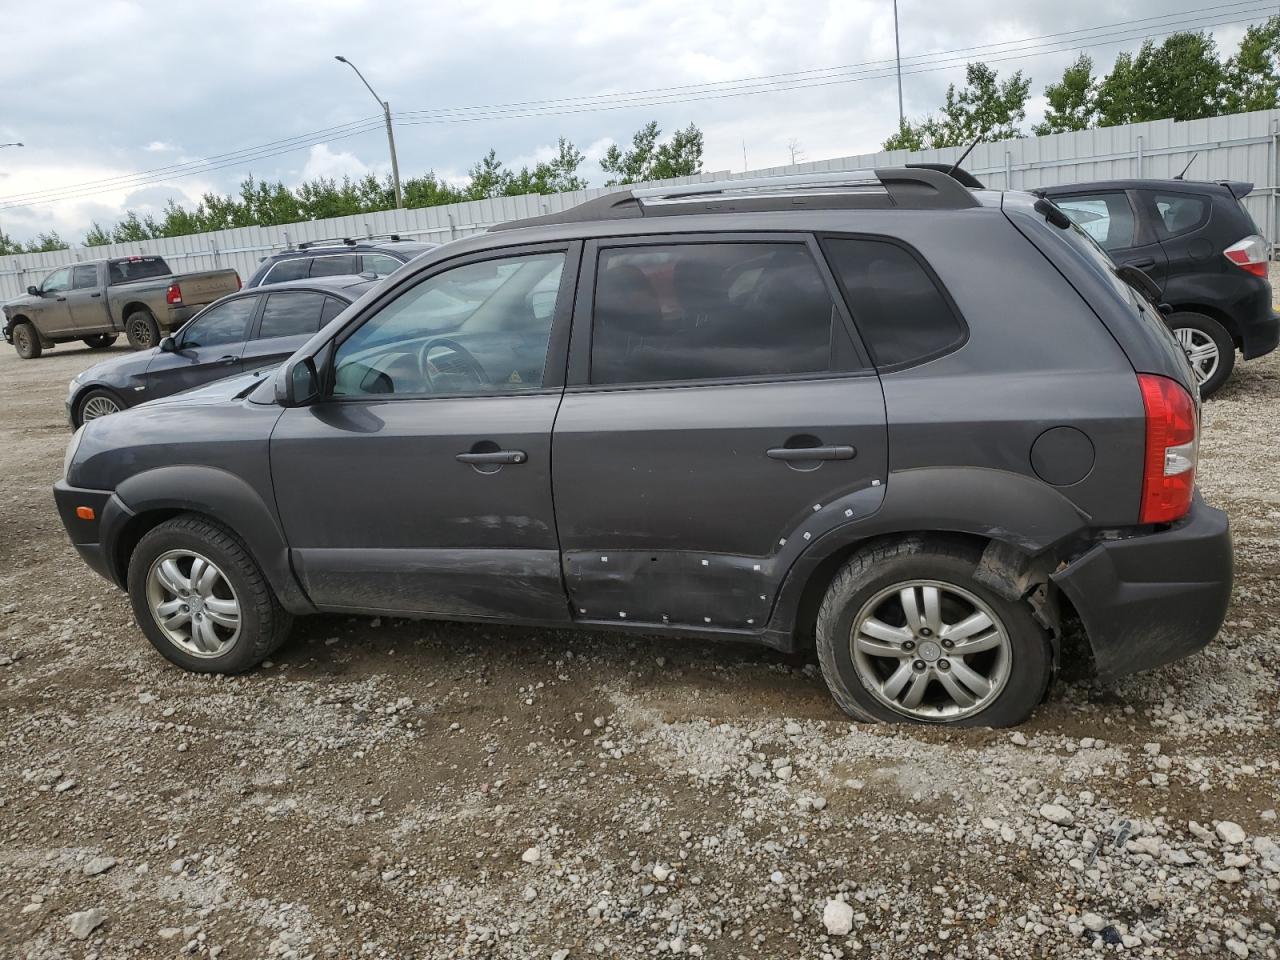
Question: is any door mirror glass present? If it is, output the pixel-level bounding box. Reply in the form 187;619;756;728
158;335;177;353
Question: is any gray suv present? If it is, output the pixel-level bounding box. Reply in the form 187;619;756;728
54;169;1232;726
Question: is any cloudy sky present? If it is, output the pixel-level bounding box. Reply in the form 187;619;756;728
0;0;1266;245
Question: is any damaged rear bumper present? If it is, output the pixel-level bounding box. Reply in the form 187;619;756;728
1051;492;1232;680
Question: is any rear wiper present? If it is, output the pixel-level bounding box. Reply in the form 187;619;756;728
1114;264;1173;315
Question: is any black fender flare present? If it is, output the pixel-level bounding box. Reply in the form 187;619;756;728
111;464;315;614
767;467;1090;642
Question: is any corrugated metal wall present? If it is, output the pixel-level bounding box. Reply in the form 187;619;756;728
5;109;1279;303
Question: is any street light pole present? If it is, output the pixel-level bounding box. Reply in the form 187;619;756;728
334;56;403;209
0;142;24;250
893;0;904;130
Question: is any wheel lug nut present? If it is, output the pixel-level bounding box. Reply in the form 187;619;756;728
919;628;932;637
181;605;189;613
939;659;950;670
902;640;915;651
913;660;926;671
941;639;953;649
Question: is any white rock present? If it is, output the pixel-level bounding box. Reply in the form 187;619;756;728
68;908;106;940
523;885;537;902
1216;821;1247;845
1038;803;1074;826
82;857;116;876
521;847;541;864
1226;939;1249;958
1010;732;1028;746
550;950;570;960
1081;913;1106;932
823;899;855;936
775;765;793;782
652;863;671;882
770;870;785;885
784;721;802;736
1215;867;1243;883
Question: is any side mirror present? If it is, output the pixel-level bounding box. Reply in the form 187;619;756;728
26;285;40;297
277;356;320;407
158;335;177;353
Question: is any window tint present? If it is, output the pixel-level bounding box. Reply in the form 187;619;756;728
308;254;359;278
42;267;72;294
264;258;309;284
590;243;835;385
258;292;327;340
1152;192;1208;236
333;252;564;397
72;265;97;290
181;297;256;348
107;257;170;284
361;254;402;276
821;238;964;367
1054;192;1136;251
320;296;348;325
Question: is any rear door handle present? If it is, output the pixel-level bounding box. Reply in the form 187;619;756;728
767;445;856;462
456;450;527;465
89;292;101;298
1123;256;1156;269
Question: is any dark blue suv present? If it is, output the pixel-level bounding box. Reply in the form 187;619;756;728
244;235;437;288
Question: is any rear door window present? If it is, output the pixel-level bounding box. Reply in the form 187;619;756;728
589;242;837;385
72;265;97;289
820;238;965;368
309;255;359;278
258;292;327;339
1052;192;1137;251
361;254;402;276
320;296;349;325
264;258;309;284
1150;192;1209;237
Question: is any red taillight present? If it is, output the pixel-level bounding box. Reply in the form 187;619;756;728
1223;234;1269;278
165;282;182;305
1138;374;1198;524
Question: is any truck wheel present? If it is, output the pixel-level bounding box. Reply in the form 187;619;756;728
74;388;123;425
12;322;42;359
1167;312;1234;399
82;334;118;349
127;514;293;674
815;537;1051;727
125;311;160;350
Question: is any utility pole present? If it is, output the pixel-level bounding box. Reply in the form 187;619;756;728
0;142;23;251
893;0;905;130
334;56;404;209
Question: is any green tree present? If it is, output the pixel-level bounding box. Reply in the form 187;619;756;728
1223;16;1280;113
84;222;113;247
1097;33;1225;125
1033;54;1098;135
508;138;589;195
883;63;1029;149
110;212;154;243
600;121;704;185
465;150;512;200
2;230;71;254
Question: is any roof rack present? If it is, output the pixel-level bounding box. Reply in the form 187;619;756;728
295;233;405;250
490;167;980;232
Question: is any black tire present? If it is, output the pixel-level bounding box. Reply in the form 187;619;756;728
124;310;160;351
82;334;118;349
12;321;41;359
1166;311;1235;399
815;537;1052;727
73;388;124;426
127;513;293;673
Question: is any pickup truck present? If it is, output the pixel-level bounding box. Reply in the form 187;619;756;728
2;256;241;359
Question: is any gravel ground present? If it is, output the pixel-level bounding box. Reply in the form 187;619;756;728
1;298;1278;959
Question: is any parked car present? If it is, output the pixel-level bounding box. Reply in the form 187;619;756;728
2;255;242;357
243;235;437;288
1039;178;1279;397
65;275;378;427
53;169;1231;727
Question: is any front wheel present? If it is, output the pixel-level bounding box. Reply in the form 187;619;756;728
12;322;42;359
124;311;160;350
83;334;118;349
127;514;293;673
1167;312;1235;399
74;388;122;425
816;538;1051;726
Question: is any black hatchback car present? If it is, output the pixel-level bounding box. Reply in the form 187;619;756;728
66;275;377;426
243;235;437;288
1040;178;1279;397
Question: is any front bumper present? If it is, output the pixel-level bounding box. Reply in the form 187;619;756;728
1052;492;1232;680
53;479;132;587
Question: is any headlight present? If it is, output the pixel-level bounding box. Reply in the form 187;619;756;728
63;425;85;481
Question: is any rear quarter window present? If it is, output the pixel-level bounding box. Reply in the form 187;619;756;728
264;258;309;284
820;237;965;368
1149;192;1209;237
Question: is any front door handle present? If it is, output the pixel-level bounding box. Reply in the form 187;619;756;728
767;445;856;462
216;355;237;364
55;296;67;302
89;292;101;298
456;450;527;465
1123;256;1156;269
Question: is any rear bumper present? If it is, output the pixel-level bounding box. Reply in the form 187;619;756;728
1241;309;1280;360
1052;493;1232;680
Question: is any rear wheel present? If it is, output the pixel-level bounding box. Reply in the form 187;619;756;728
12;322;41;359
816;537;1051;726
1167;312;1234;399
127;514;293;673
124;310;160;350
74;388;123;426
82;334;118;349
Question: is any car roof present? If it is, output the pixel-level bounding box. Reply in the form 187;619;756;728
266;239;437;260
229;274;379;301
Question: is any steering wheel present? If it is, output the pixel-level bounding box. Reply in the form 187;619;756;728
416;337;489;391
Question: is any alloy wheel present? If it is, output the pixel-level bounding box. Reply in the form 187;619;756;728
1173;326;1219;386
850;580;1012;721
145;549;241;658
79;395;120;422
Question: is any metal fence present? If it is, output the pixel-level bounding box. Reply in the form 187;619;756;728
5;108;1280;303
